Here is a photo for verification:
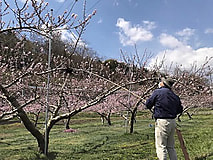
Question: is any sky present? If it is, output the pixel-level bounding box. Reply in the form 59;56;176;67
7;0;213;70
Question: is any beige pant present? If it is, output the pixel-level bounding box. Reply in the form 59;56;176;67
155;119;177;160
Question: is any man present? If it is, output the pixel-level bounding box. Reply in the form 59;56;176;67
146;77;183;160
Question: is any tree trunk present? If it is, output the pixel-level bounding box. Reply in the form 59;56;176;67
65;116;71;129
106;113;112;125
101;115;105;125
34;111;41;127
99;113;111;125
130;107;137;133
0;85;46;153
17;107;46;153
44;127;51;154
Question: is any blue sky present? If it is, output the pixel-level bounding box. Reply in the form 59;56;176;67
10;0;213;69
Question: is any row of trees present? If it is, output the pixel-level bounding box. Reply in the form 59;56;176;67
0;0;212;155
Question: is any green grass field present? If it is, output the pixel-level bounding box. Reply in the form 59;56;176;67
0;109;212;160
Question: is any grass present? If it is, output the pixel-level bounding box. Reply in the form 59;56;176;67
0;109;213;160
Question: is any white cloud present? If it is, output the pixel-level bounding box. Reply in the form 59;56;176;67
149;33;213;70
60;30;73;41
176;28;195;43
176;28;195;37
18;0;45;6
159;33;183;48
97;18;103;24
19;0;27;3
205;28;213;34
60;29;86;47
113;0;119;6
19;0;41;3
116;18;154;46
143;21;156;30
55;0;65;2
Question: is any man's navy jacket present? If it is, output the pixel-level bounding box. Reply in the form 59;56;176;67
146;86;183;119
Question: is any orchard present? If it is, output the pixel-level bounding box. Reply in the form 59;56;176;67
0;0;212;158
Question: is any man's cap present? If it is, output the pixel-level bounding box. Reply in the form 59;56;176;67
162;77;175;88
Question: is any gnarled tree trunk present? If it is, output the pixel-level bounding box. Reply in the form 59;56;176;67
0;84;45;153
130;107;137;133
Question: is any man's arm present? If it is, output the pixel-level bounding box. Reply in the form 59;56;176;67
145;91;157;110
177;98;183;114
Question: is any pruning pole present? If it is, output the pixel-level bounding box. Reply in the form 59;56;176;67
45;9;53;155
175;128;190;160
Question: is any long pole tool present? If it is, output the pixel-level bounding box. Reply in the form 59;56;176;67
175;128;190;160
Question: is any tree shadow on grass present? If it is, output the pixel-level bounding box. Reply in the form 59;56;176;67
194;152;213;160
34;152;58;160
77;136;109;154
47;152;58;160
